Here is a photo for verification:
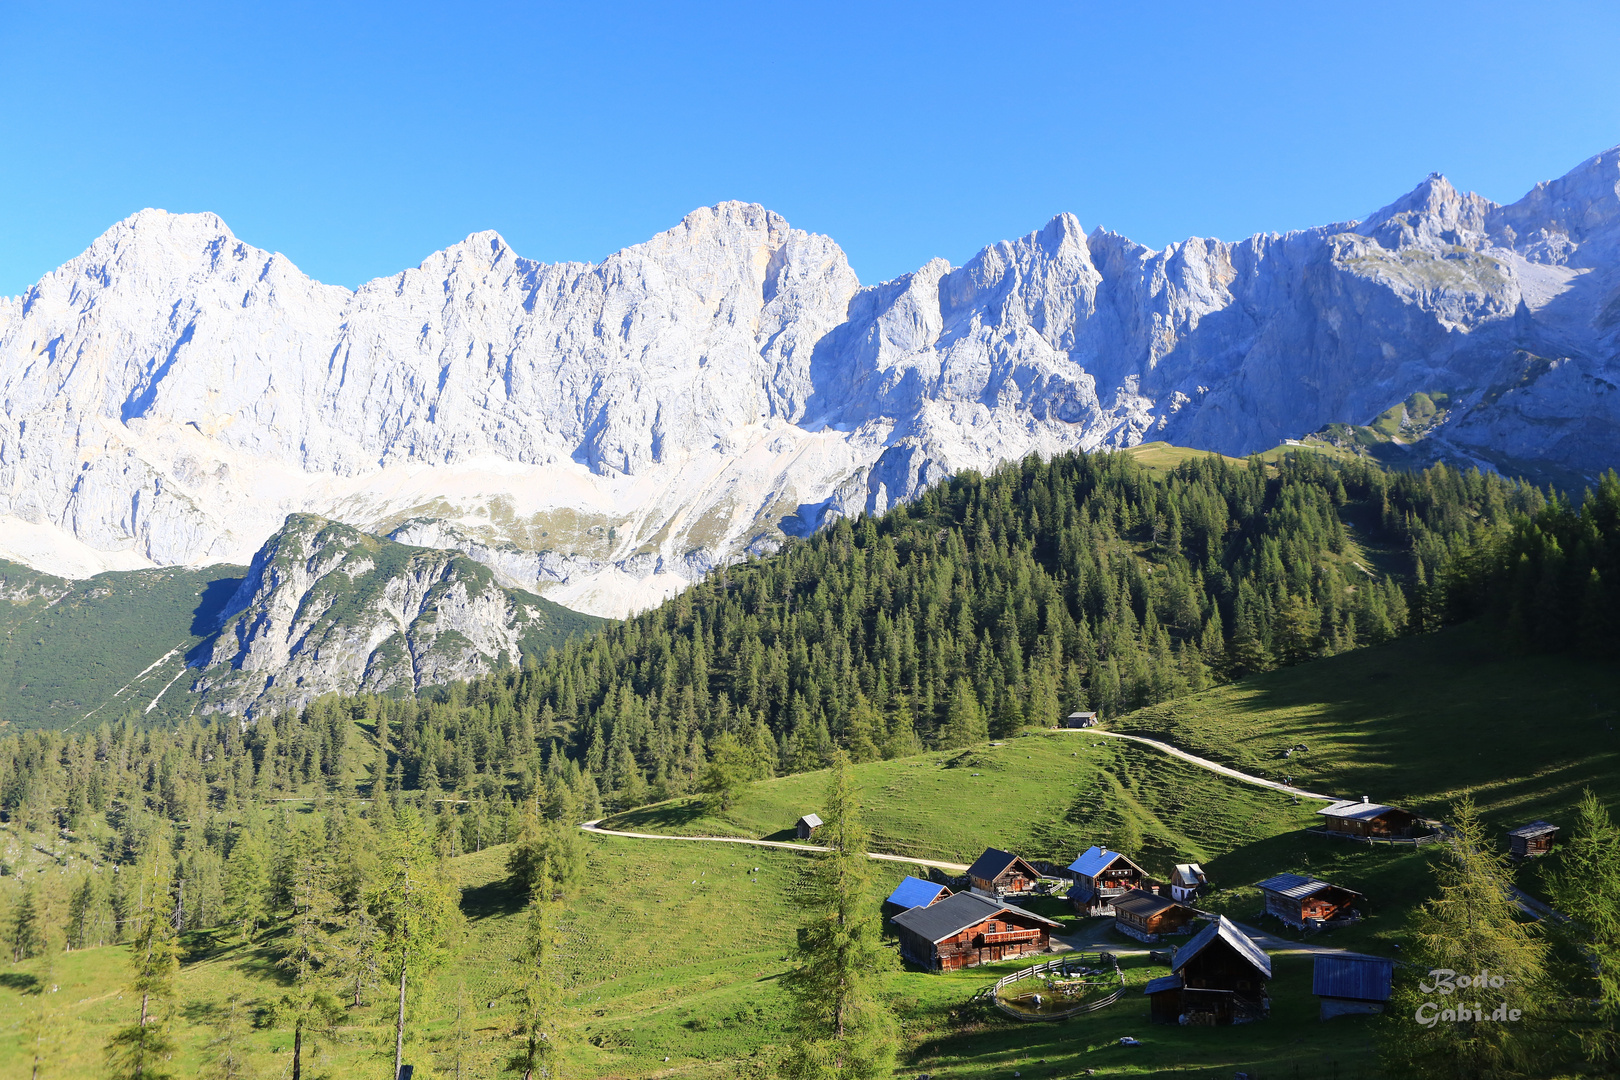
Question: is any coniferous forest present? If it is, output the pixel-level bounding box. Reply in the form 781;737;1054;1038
2;448;1618;1078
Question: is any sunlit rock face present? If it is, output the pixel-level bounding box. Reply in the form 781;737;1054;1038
4;149;1619;616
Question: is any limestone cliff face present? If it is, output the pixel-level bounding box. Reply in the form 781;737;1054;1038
191;515;585;716
4;149;1620;616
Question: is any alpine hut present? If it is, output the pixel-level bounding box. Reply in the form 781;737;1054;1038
1507;821;1559;859
890;891;1063;971
1066;845;1146;915
1169;863;1207;902
1111;888;1199;943
1061;711;1099;728
1312;953;1395;1019
795;814;823;840
883;876;951;919
1257;873;1362;929
1145;915;1271;1025
966;848;1042;898
1316;798;1420;839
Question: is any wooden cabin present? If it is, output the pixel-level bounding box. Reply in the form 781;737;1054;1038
1507;821;1559;859
882;875;950;919
1066;845;1146;915
1061;711;1099;728
795;814;823;840
1111;888;1199;943
1145;915;1271;1024
890;891;1063;971
1257;873;1362;929
1316;798;1420;839
1313;953;1395;1019
966;848;1042;898
1169;862;1207;902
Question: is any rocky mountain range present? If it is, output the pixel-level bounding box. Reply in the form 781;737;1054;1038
3;146;1618;617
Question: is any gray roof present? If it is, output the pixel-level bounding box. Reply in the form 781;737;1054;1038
1318;799;1407;821
797;814;823;829
1066;883;1095;904
1256;872;1361;901
1312;954;1394;1002
1112;889;1185;919
1143;974;1183;995
1171;863;1206;887
1508;820;1559;839
1172;916;1271;979
967;847;1037;882
890;891;1062;943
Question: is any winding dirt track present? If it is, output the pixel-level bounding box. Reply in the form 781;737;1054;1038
579;820;970;872
1067;728;1341;801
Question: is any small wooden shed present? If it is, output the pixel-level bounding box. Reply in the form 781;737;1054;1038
1316;798;1420;839
1507;821;1559;859
1151;915;1272;1025
1061;711;1100;728
966;848;1042;898
1257;873;1362;929
1313;953;1394;1019
1111;888;1199;943
890;891;1062;971
795;814;823;840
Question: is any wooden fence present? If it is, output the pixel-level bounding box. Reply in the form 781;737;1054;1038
1305;826;1441;847
977;953;1126;1021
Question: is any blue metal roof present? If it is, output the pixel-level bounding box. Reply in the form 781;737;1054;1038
1312;954;1394;1002
1068;845;1122;878
1143;974;1183;995
886;876;947;910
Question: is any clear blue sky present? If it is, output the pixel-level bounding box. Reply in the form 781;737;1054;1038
2;1;1617;297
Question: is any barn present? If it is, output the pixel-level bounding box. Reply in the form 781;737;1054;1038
1313;953;1395;1019
1316;798;1420;839
890;891;1063;971
1145;915;1271;1025
795;814;823;840
1111;888;1199;943
1507;821;1559;859
1066;845;1146;915
1257;873;1363;929
966;848;1043;898
883;876;950;919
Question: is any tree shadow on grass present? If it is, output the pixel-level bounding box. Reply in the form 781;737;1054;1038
600;798;709;833
0;971;39;992
462;876;526;922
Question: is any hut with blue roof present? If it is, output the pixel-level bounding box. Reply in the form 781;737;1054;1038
1066;845;1146;916
882;876;951;919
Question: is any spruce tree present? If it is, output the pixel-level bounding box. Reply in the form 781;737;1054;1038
780;752;896;1080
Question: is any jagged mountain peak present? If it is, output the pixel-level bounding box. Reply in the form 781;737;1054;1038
3;146;1620;621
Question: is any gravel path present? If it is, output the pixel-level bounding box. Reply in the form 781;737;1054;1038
1059;728;1341;801
579;820;971;872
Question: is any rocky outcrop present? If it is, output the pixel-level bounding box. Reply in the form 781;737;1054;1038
190;514;591;716
3;149;1619;615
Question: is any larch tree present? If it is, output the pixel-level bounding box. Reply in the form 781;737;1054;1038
105;870;182;1080
1544;789;1620;1068
507;867;566;1080
780;751;897;1080
1381;797;1551;1080
372;809;459;1080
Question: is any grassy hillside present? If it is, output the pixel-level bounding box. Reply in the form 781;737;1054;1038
0;828;1383;1080
602;731;1317;875
0;558;245;732
1110;621;1620;829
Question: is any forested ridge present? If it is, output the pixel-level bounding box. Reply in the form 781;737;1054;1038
0;448;1578;860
